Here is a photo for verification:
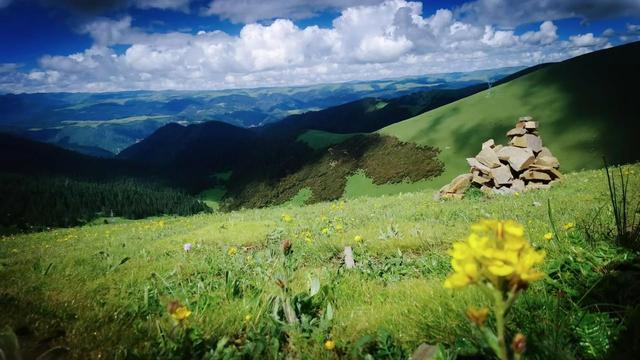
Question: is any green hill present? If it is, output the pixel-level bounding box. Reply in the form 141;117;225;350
379;41;640;188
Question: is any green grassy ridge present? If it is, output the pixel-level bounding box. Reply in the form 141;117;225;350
1;164;638;357
379;41;640;189
296;130;361;150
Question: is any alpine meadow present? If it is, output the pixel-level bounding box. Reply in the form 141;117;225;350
1;1;639;359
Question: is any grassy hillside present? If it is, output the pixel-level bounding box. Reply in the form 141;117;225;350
380;42;640;188
1;164;638;358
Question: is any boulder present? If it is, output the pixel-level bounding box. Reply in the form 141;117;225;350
437;173;472;199
511;179;525;192
534;155;560;168
520;169;552;182
466;157;491;174
506;128;527;137
476;147;501;168
524;121;538;130
496;146;535;171
491;164;514;185
482;138;495;149
510;133;543;152
538;147;554;157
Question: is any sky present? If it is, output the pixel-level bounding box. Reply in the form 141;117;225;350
0;0;639;93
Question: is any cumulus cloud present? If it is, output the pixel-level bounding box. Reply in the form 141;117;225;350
456;0;640;27
203;0;382;23
0;0;620;93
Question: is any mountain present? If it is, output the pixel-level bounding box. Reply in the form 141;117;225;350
117;64;546;208
0;67;522;156
379;41;640;188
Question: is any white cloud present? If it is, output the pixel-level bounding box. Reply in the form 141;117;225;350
602;28;615;37
203;0;382;23
456;0;640;27
0;0;621;93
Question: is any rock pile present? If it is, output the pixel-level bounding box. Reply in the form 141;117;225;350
436;116;562;199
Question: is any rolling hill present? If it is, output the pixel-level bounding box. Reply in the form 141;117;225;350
379;41;640;189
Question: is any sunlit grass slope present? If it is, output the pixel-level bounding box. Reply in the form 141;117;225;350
380;42;640;188
1;164;638;358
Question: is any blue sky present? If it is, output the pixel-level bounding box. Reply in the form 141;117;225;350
0;0;639;93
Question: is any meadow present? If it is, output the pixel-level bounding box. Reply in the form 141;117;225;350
1;163;638;359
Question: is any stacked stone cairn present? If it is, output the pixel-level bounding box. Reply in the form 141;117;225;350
436;116;562;200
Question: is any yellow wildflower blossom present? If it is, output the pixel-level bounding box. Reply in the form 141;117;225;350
543;232;553;241
354;235;363;243
444;220;545;290
228;246;238;256
281;214;293;223
167;300;191;322
321;228;329;235
324;340;336;350
563;222;575;230
244;314;252;322
466;306;489;326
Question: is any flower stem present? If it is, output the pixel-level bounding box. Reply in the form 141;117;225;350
493;289;509;360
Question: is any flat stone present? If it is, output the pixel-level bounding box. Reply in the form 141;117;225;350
439;173;473;196
538;147;554;157
506;128;527;137
524;121;538;130
467;157;491;174
473;173;492;185
511;179;525;192
491;164;514;185
476;147;501;168
496;146;535;171
534;155;560;168
510;134;543;152
482;138;495;149
530;165;563;179
518;116;534;122
520;169;552;182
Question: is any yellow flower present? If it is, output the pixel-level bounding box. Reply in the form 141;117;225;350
466;306;489;326
244;314;252;322
324;340;336;350
321;228;329;235
563;222;575;230
543;232;553;241
514;192;520;197
444;220;545;290
354;235;363;243
228;246;238;256
281;214;293;223
168;301;191;322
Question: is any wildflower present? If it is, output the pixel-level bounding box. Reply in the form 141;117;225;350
282;239;292;256
324;340;336;350
281;214;293;223
244;314;252;322
514;192;520;197
354;235;363;243
167;300;191;322
444;220;546;290
466;306;489;327
543;232;553;241
511;333;526;355
228;246;238;256
321;227;330;235
183;243;192;252
563;222;575;230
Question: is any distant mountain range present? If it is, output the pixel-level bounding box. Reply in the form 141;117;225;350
0;67;522;156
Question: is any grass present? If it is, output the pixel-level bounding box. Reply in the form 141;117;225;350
1;163;638;358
